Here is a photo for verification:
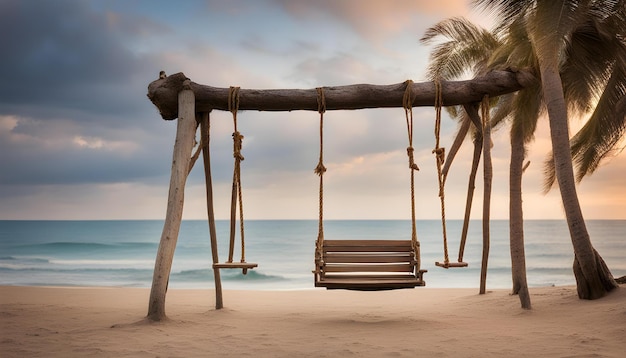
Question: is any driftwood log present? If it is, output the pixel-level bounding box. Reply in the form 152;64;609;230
147;69;535;120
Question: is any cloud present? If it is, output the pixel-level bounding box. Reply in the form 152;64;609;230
0;114;168;186
0;0;163;120
273;0;469;42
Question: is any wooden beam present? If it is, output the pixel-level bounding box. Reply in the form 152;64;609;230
147;69;536;120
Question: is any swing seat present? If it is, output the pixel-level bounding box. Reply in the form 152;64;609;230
314;240;426;290
212;262;258;269
435;261;468;269
213;261;258;275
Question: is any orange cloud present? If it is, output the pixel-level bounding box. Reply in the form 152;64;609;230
275;0;471;42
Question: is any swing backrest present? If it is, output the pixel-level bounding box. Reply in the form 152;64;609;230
315;239;426;290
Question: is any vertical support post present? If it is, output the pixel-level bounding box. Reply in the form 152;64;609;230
200;112;224;309
147;80;197;321
480;96;492;295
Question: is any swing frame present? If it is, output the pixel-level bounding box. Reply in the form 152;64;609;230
146;71;520;314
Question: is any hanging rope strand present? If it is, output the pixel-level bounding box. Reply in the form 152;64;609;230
228;86;247;265
403;80;420;271
314;88;327;262
433;79;450;266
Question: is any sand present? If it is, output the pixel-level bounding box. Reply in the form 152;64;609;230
1;285;624;358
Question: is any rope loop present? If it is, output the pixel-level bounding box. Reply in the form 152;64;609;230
316;87;326;114
228;86;240;114
403;80;420;171
403;80;414;145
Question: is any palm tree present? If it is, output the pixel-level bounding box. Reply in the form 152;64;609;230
473;0;621;299
490;17;543;309
421;17;534;308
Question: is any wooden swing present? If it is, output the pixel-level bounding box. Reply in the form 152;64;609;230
211;86;258;274
432;79;468;269
313;83;426;290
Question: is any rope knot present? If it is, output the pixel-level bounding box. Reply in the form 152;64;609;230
433;147;445;165
233;131;244;161
314;161;327;176
406;146;419;171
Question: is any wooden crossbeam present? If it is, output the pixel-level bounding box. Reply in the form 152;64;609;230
147;69;535;120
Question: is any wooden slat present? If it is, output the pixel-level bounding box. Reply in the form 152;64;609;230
213;262;258;269
324;253;414;263
323;240;413;253
322;274;418;280
324;240;413;247
435;261;469;268
316;277;425;290
323;263;414;273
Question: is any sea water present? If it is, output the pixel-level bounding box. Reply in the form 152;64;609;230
0;220;624;290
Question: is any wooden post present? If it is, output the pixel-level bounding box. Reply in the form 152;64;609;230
480;96;492;295
147;80;197;321
200;112;224;309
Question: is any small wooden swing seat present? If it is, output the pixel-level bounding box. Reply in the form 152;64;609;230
212;262;258;270
315;240;426;290
435;261;468;269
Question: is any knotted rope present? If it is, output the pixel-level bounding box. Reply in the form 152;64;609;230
314;87;327;264
433;79;450;267
403;80;421;270
228;86;247;266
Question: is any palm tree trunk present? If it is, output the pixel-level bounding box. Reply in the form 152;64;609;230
509;124;531;309
539;63;617;299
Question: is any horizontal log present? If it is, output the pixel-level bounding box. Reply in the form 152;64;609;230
147;69;536;120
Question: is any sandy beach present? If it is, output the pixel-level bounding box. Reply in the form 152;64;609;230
1;285;624;357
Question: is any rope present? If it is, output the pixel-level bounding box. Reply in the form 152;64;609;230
433;79;450;266
228;86;247;265
403;80;421;270
314;87;327;263
433;80;448;264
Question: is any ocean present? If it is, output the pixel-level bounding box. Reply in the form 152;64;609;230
1;220;624;290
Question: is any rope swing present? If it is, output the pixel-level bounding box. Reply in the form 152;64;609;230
403;80;422;272
212;86;257;274
312;82;426;290
434;79;468;269
314;87;327;268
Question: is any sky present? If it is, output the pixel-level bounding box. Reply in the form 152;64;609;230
0;0;624;220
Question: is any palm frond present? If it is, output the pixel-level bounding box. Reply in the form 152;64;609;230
570;65;626;180
527;1;591;66
472;0;534;30
561;18;617;115
420;17;500;80
542;154;557;193
511;83;544;143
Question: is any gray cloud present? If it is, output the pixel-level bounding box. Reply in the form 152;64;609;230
0;0;180;191
0;0;164;119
